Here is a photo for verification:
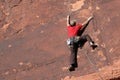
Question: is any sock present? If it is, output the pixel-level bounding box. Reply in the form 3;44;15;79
90;42;93;45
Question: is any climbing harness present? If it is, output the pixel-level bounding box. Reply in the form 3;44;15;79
66;36;80;46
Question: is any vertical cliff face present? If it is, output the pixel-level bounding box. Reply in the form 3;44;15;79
0;0;120;80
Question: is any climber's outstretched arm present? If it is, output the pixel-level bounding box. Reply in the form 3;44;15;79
81;16;93;29
67;15;71;26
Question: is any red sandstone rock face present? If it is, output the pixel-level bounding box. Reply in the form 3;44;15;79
0;0;120;80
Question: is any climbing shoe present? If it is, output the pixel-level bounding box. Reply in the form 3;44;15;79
90;42;97;50
91;44;97;50
68;65;75;72
73;63;78;68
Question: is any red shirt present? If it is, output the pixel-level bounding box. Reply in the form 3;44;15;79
67;24;82;38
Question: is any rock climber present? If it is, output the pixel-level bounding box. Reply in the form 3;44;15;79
66;15;97;71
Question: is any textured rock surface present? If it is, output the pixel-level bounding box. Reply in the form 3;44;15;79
0;0;120;80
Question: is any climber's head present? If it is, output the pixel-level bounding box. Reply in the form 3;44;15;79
70;20;76;26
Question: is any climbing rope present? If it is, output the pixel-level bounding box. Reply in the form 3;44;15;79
65;0;106;80
89;0;111;65
85;0;112;79
83;49;104;80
